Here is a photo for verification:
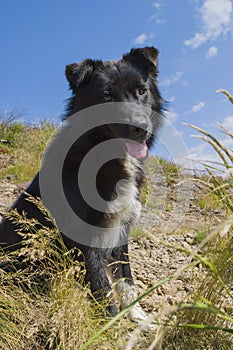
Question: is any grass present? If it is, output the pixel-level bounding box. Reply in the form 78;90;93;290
0;111;56;182
1;205;129;350
1;94;233;349
130;228;146;240
160;89;233;349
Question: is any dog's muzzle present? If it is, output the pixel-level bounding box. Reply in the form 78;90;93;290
128;123;151;143
125;120;152;159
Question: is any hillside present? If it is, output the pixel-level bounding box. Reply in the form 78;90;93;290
0;119;232;349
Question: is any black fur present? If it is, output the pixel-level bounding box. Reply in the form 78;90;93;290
0;47;163;317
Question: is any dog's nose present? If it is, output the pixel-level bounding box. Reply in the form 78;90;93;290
129;123;150;141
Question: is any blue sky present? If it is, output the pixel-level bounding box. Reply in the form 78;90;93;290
1;0;233;170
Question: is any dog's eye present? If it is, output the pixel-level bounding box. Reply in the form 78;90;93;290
104;91;112;101
137;88;147;96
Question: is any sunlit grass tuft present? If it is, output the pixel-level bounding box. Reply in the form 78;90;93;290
0;201;128;349
160;90;233;349
0;113;56;182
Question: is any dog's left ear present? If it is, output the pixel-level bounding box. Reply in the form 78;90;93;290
123;47;159;76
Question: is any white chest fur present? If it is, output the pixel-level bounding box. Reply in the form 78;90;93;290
102;155;142;248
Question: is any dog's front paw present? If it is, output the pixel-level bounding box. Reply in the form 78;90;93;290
128;304;147;322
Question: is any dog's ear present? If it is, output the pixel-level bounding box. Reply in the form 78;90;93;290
65;59;95;90
123;47;159;76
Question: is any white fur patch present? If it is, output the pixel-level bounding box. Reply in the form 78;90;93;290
105;155;142;247
113;280;147;322
91;155;141;248
104;155;146;321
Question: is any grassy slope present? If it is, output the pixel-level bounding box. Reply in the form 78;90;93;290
0;120;56;182
0;115;233;349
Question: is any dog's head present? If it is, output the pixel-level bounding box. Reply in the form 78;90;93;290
66;47;161;109
65;47;163;158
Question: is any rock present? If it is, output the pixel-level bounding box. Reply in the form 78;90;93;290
185;236;194;245
182;241;191;250
150;249;157;258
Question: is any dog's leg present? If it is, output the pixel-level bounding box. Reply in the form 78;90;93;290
84;247;118;316
106;245;147;322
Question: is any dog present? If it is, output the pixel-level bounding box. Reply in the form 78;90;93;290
0;47;163;321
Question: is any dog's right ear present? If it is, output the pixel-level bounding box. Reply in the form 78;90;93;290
65;59;95;90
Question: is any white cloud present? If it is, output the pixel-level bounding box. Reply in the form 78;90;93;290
186;134;233;171
201;0;232;37
151;1;165;24
160;71;183;87
132;32;156;45
221;137;233;148
206;45;218;57
187;142;219;166
184;0;233;49
164;110;178;122
184;33;207;48
182;101;206;116
132;33;148;44
169;96;176;103
222;115;233;130
171;129;184;137
152;2;161;9
150;14;165;24
192;101;205;112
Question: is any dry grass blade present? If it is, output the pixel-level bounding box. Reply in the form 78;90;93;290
183;122;233;164
218;123;233;139
217;89;233;104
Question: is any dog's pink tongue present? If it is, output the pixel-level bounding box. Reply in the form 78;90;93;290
125;141;148;159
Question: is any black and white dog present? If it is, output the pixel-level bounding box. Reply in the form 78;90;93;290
0;47;163;321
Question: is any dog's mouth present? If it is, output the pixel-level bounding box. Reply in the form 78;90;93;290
125;140;148;159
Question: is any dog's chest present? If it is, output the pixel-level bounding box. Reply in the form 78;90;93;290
107;156;142;227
